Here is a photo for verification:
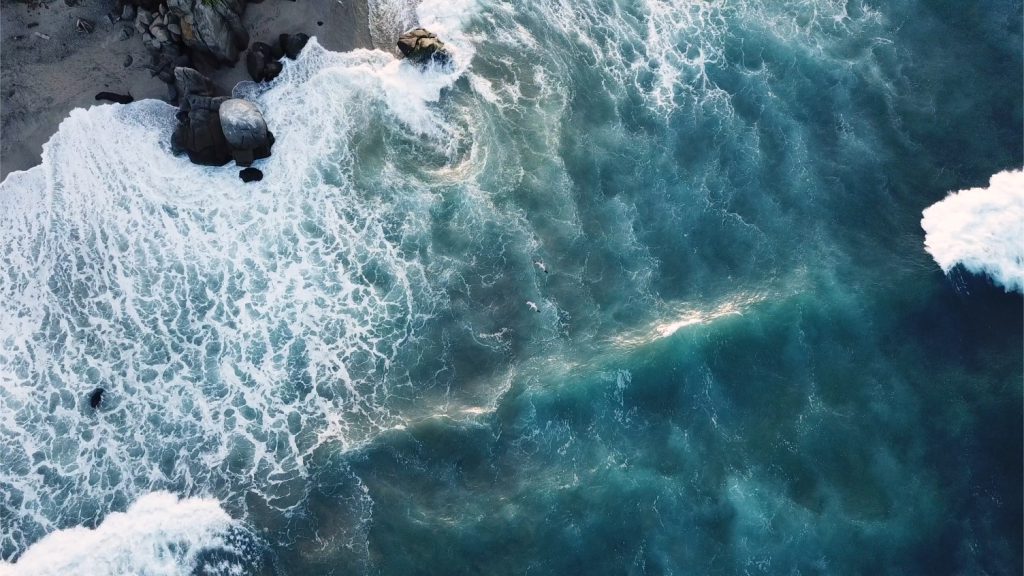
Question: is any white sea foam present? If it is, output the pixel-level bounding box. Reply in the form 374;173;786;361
921;170;1024;293
0;492;237;576
0;30;488;558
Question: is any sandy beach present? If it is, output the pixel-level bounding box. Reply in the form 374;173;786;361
0;0;374;179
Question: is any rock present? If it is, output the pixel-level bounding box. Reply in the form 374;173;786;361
171;95;232;165
123;54;134;67
279;32;309;59
166;0;249;64
167;22;181;35
239;167;263;182
245;42;281;82
174;66;213;98
95;91;134;104
218;98;274;166
138;9;153;26
121;3;136;21
150;23;170;43
397;28;451;65
89;387;105;409
118;26;134;40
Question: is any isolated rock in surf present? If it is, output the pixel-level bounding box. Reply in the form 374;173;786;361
397;28;451;65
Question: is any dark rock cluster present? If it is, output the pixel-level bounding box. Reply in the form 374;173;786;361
246;33;309;82
170;67;274;169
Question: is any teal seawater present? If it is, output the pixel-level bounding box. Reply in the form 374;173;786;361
0;0;1021;574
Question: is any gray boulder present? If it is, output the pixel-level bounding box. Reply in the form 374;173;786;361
166;0;248;64
173;67;213;99
397;28;451;65
218;99;274;166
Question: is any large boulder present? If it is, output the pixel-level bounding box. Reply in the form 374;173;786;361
279;32;309;59
171;95;232;165
397;28;450;65
245;42;282;82
218;98;274;166
166;0;248;64
174;66;213;98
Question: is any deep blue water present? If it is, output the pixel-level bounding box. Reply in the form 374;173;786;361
0;0;1021;574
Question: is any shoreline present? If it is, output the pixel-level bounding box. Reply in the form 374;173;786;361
0;0;375;180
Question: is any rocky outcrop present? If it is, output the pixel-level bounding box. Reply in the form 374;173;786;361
171;94;274;167
279;32;309;59
171;94;231;165
218;99;274;166
166;0;249;64
245;33;309;83
397;28;450;65
246;42;282;82
174;66;213;98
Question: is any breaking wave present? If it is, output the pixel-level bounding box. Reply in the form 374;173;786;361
921;169;1024;293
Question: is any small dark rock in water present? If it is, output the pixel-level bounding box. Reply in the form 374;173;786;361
123;54;133;67
27;22;39;28
239;167;263;182
118;26;134;41
89;388;105;409
317;21;323;26
397;27;451;65
95;91;134;104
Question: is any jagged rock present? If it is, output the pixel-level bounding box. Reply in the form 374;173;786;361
245;42;282;82
123;54;134;67
166;0;249;64
397;28;450;65
121;3;136;21
171;95;232;165
137;9;153;26
174;66;213;99
239;167;263;182
118;26;134;40
218;98;274;166
279;32;309;59
167;22;181;35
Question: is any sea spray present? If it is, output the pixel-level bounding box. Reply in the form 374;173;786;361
921;170;1024;293
0;492;242;576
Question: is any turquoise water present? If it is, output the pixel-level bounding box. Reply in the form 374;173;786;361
0;0;1021;574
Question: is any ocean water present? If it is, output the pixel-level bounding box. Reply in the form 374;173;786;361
1;0;1021;574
